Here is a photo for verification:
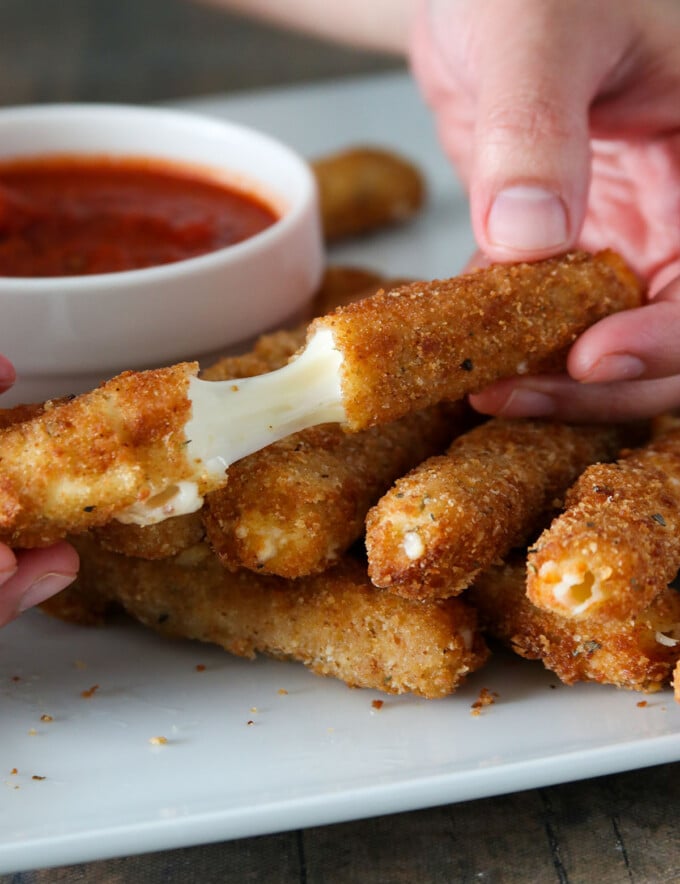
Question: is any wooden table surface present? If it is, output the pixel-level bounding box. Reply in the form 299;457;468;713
0;2;678;882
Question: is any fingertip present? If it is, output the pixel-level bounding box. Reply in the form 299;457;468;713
0;543;79;625
49;540;81;574
462;250;490;273
470;383;557;418
0;544;17;582
16;571;77;614
0;354;16;393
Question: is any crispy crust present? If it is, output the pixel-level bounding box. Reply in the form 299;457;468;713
469;558;680;692
54;536;489;698
203;403;465;578
366;419;636;600
311;251;642;431
0;251;640;549
0;363;197;547
93;511;205;560
527;427;680;621
94;268;403;562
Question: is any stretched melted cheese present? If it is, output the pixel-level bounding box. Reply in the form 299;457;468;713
117;329;345;526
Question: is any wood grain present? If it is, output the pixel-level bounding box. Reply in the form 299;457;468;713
5;766;677;883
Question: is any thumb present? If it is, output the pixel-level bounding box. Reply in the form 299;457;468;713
468;1;618;261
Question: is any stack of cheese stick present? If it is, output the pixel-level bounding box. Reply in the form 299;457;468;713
5;241;677;698
44;265;486;698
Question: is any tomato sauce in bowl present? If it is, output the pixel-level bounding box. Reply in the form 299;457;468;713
0;156;279;277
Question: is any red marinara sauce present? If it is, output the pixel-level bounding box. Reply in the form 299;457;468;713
0;156;279;277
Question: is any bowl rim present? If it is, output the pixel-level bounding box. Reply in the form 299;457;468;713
0;102;318;293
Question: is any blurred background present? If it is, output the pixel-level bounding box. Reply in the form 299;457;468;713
0;0;405;106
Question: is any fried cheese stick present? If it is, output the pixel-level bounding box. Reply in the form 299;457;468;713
0;364;198;547
527;426;680;622
309;249;641;430
94;270;409;561
53;536;489;698
469;558;680;692
0;250;640;548
204;404;464;577
91;329;308;559
366;419;635;600
312;146;425;242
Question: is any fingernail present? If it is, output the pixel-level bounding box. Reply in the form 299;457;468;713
17;572;77;613
498;388;556;417
581;354;646;383
488;186;568;252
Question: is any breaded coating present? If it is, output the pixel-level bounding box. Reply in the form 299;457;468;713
91;337;303;561
203;403;465;578
56;536;489;698
366;419;636;600
93;511;205;560
313;146;425;242
527;427;680;621
0;363;199;547
0;252;640;548
94;270;393;560
469;558;680;692
0;399;70;430
310;251;642;431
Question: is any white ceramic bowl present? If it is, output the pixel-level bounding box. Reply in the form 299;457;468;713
0;103;324;405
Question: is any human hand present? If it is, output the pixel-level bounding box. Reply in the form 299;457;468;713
0;354;78;627
410;0;680;420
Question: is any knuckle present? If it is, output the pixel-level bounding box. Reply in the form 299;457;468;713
482;92;579;148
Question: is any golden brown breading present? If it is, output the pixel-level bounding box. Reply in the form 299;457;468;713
366;420;637;600
93;511;205;560
0;251;640;549
203;403;466;578
309;251;642;431
312;146;425;242
0;364;199;547
0;399;71;430
469;558;680;692
91;339;300;561
55;536;489;698
97;269;404;562
527;427;680;622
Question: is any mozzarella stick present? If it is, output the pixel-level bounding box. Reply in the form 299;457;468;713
93;267;410;570
0;251;640;547
90;332;305;560
527;427;680;621
93;511;205;561
366;419;636;600
309;250;641;430
51;537;489;699
203;403;464;578
0;363;200;547
469;558;680;692
313;146;425;242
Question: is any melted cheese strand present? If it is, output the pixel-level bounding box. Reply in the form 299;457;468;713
185;328;345;477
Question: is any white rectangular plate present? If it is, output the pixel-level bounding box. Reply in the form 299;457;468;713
1;73;678;874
